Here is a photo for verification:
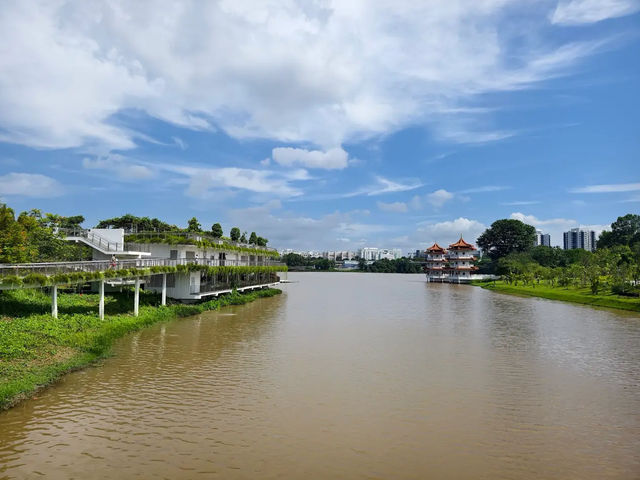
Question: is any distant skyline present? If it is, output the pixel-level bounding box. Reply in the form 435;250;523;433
0;1;638;253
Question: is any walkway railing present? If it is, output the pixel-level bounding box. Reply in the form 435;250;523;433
0;258;286;278
61;228;125;252
124;231;278;253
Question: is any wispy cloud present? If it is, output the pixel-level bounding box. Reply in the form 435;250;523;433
0;1;626;152
271;147;349;170
501;200;540;206
0;172;64;198
83;154;154;181
154;162;309;198
458;185;510;194
551;0;640;25
377;201;408;213
570;182;640;193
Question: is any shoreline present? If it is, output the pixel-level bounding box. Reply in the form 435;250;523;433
0;288;282;412
472;280;640;313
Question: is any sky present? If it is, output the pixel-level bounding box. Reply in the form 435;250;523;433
0;0;638;253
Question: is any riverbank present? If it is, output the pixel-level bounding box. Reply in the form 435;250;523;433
0;287;282;411
472;280;640;312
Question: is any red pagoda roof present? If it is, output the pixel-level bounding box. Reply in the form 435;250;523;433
426;242;447;254
448;236;475;250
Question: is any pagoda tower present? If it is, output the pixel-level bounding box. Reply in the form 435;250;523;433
446;237;478;283
425;243;448;282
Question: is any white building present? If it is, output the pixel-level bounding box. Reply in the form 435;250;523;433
534;229;551;247
563;228;597;252
66;229;284;301
359;247;379;261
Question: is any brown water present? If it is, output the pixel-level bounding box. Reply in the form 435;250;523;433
1;272;639;479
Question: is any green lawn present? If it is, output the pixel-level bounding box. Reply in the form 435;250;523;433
473;280;640;312
0;287;282;411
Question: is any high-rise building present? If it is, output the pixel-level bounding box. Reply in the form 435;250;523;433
534;229;551;247
563;228;597;252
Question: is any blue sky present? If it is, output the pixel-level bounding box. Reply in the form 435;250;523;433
0;0;638;252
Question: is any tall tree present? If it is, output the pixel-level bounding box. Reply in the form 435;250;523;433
187;217;201;232
249;232;257;244
477;219;536;260
0;205;34;263
240;231;247;243
96;214;177;232
229;227;241;242
211;223;223;238
597;214;640;249
256;236;268;246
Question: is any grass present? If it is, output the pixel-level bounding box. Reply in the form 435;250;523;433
472;280;640;312
0;287;282;411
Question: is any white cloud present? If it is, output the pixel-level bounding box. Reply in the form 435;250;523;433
83;155;154;180
427;189;455;207
551;0;640;25
227;203;387;251
377;201;408;213
272;146;348;170
417;217;486;247
0;172;64;197
366;177;423;196
510;212;575;227
570;182;640;193
0;1;621;152
156;162;306;198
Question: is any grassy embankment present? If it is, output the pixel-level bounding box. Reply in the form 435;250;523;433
472;280;640;312
0;287;282;411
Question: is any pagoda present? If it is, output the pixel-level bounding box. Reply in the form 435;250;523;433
446;236;478;283
425;243;448;282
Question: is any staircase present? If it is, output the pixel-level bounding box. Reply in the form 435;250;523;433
62;228;150;256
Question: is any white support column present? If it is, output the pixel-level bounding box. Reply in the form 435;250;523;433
161;273;167;306
51;284;58;319
98;279;105;320
134;278;140;317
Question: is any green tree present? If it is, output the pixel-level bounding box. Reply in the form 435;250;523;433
597;214;640;249
283;253;306;267
0;205;34;263
187;217;201;232
96;214;177;232
477;219;536;260
358;258;368;271
211;223;223;238
240;232;247;243
256;236;268;247
230;227;241;242
314;258;334;270
249;232;257;244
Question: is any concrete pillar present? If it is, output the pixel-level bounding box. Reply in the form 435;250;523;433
161;273;167;306
98;279;105;320
51;284;58;319
134;278;140;316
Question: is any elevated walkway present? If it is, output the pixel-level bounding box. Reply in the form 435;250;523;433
62;228;150;257
0;257;286;320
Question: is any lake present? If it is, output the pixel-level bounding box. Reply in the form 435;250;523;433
1;272;639;479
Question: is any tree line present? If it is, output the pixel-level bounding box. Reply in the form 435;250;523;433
476;214;640;296
93;213;268;246
282;253;421;273
0;205;91;263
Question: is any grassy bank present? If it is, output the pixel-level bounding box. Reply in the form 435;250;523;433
472;280;640;312
0;287;282;411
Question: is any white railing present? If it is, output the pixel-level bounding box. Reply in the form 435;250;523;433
0;258;286;278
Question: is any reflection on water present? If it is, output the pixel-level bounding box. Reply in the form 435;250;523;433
1;273;639;479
